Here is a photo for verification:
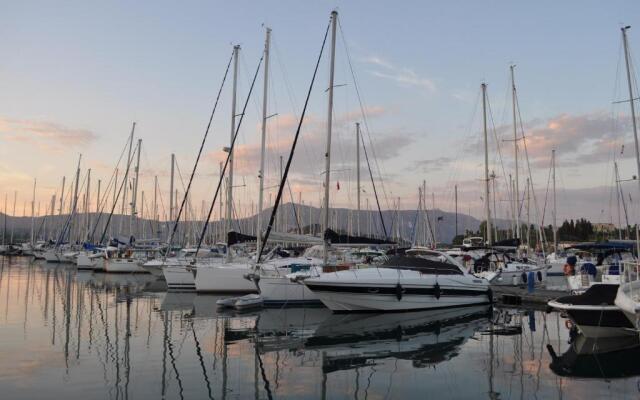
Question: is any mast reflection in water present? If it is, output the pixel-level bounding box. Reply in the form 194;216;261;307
1;256;640;399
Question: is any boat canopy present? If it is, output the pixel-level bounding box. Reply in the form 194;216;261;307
324;229;396;245
568;241;635;252
382;255;464;275
227;231;257;246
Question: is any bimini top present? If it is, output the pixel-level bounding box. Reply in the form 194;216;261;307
382;255;464;275
568;241;634;252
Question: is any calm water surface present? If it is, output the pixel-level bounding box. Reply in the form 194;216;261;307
0;256;639;399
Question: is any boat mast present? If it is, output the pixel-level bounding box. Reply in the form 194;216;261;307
552;149;558;251
256;28;271;255
131;138;142;238
85;169;91;242
454;184;458;238
356;122;361;236
30;178;36;245
622;26;640;248
71;155;81;243
121;123;135;230
10;191;16;244
169;154;175;223
226;44;240;262
511;65;520;240
482;83;493;245
323;10;338;265
615;161;623;239
59;176;66;216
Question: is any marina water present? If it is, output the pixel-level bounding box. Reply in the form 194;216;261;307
1;256;639;399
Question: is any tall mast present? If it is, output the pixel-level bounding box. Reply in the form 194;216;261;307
356;122;361;236
10;191;16;243
169;154;175;222
323;10;338;265
622;27;640;209
226;44;240;262
454;184;458;238
30;178;36;245
71;155;81;243
85;169;91;241
131;138;142;237
153;176;158;238
2;193;6;245
122;123;136;218
552;149;558;251
511;65;520;240
615;161;623;239
59;176;66;216
257;28;271;255
482;83;493;245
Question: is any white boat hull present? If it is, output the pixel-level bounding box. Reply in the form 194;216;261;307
76;253;103;270
304;268;490;312
258;275;320;305
104;258;148;273
163;265;196;291
195;263;257;293
43;250;62;263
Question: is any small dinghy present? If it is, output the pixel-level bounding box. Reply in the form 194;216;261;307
216;297;238;308
234;294;264;311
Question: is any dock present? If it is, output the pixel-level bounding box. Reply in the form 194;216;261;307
491;285;567;309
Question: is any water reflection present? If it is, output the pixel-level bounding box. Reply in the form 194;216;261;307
1;256;640;399
548;334;640;379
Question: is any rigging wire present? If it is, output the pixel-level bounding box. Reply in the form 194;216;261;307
164;50;234;257
195;51;265;256
337;18;390;237
256;16;332;262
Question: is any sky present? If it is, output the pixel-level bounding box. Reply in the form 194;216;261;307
1;0;640;226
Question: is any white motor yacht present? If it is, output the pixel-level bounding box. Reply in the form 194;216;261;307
303;249;491;312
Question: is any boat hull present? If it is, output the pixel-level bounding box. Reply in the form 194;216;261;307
195;263;257;293
163;265;196;291
258;275;321;306
104;259;148;273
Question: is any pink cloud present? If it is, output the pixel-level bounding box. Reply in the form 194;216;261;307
0;117;97;152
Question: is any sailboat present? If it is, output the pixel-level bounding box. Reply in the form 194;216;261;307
301;15;491;313
615;25;640;332
551;26;640;338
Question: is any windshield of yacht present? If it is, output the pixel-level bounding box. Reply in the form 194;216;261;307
382;254;465;275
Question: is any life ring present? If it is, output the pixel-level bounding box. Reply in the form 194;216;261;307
565;319;574;330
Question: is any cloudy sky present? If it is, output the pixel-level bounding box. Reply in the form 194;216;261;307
1;0;640;226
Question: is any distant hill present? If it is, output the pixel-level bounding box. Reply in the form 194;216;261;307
0;202;512;245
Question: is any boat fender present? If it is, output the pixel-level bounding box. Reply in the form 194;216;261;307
487;288;493;304
537;271;543;282
565;319;574;330
521;272;527;284
395;283;403;301
434;282;441;300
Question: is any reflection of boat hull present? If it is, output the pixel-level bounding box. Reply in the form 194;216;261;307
305;305;490;373
195;263;257;293
548;333;640;378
